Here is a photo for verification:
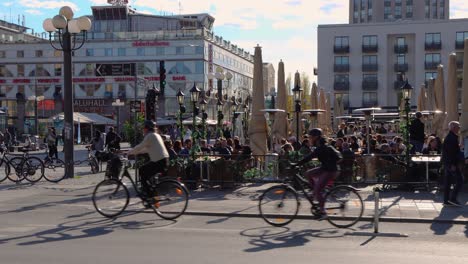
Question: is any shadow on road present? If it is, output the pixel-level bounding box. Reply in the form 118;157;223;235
430;206;468;236
239;226;345;252
0;213;176;246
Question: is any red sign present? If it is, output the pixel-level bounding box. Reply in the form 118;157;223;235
0;79;5;84
13;79;30;84
73;77;105;83
38;78;61;84
144;76;160;81
172;76;186;81
115;77;136;82
132;41;170;47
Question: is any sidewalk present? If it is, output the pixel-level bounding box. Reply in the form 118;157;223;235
18;169;468;225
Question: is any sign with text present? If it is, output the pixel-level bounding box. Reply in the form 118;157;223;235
129;100;143;112
74;99;110;114
95;63;135;77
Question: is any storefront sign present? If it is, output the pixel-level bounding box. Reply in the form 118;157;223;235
172;76;186;81
132;41;170;47
38;78;61;84
73;77;105;83
115;77;136;82
13;79;30;84
74;99;109;114
0;80;5;84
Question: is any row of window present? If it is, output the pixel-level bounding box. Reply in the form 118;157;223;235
425;0;445;19
334;33;446;51
335;91;376;108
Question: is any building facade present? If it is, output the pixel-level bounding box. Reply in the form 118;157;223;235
262;63;275;96
349;0;449;24
319;0;465;110
0;4;254;134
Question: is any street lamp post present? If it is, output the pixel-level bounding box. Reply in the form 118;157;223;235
353;107;382;154
112;99;125;134
43;6;92;179
216;100;224;137
176;90;186;141
230;97;238;136
199;99;208;139
190;83;201;143
292;83;303;140
28;95;45;136
401;79;413;170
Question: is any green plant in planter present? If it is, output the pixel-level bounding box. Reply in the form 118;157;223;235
122;113;145;147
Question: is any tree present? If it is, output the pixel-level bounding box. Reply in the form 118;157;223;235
122;113;145;147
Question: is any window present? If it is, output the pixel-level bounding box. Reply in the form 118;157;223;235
432;0;437;18
363;74;377;82
104;84;113;99
334;74;349;83
335;93;349;108
35;50;43;57
0;51;5;58
353;0;359;10
176;47;184;55
425;33;441;44
360;0;366;8
17;65;24;77
137;63;145;75
406;5;413;18
406;0;413;4
195;61;204;74
425;53;441;64
363;35;378;46
118;48;126;56
368;0;372;8
397;37;406;46
397;54;406;64
335;56;349;65
363;92;378;106
136;48;145;56
195;46;204;55
425;72;437;80
361;10;366;22
440;6;445;19
85;64;94;76
54;50;62;57
395;0;402;5
395;6;402;19
384;7;391;20
334;36;349;47
363;55;377;65
384;0;391;6
104;48;113;56
425;0;430;18
155;47;164;55
456;32;468;42
54;64;62;76
17;50;24;58
86;49;94;57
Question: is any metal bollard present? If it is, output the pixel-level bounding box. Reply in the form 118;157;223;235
374;189;379;233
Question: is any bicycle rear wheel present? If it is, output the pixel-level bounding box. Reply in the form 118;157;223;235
0;159;9;183
7;157;26;183
90;158;99;174
43;158;66;182
92;179;129;218
259;185;299;227
150;180;188;220
324;185;364;228
23;157;44;183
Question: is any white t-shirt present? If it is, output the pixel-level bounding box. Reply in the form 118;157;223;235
127;132;169;162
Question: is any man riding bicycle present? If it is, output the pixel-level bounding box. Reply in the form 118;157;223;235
295;128;342;219
127;120;169;203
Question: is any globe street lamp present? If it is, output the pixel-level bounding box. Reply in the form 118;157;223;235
216;99;224;137
43;6;92;179
190;83;201;143
28;95;45;136
176;90;186;141
292;83;303;140
199;99;208;139
401;79;413;168
112;99;125;134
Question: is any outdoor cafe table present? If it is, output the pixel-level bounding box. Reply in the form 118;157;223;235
194;155;221;184
411;155;441;189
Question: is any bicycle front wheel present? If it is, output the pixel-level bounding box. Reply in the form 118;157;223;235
7;157;26;183
43;158;66;182
151;180;188;220
0;159;10;183
259;185;299;227
92;179;130;218
23;157;44;183
324;185;364;228
90;158;99;174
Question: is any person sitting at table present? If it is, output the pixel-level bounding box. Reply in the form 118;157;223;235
179;139;192;157
215;137;231;159
226;138;234;153
349;136;360;152
164;140;178;160
422;137;441;155
173;140;182;154
299;139;312;156
233;137;243;155
200;139;212;153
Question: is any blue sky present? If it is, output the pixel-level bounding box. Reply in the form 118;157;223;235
2;0;468;81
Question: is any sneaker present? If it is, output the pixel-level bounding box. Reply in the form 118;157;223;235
443;202;455;207
448;200;462;207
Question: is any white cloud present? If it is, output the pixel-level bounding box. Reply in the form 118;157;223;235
18;0;79;11
3;2;14;7
25;9;44;15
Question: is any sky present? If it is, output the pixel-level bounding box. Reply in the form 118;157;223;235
2;0;468;82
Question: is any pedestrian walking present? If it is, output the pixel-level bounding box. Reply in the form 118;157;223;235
442;121;463;207
409;112;425;153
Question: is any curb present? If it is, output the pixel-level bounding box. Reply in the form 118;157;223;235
182;210;468;225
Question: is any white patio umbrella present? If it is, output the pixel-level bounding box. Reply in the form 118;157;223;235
433;64;446;138
444;53;459;134
417;84;427;112
271;60;288;143
461;39;468;153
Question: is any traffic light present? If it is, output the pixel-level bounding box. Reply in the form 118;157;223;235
159;61;166;96
145;88;156;121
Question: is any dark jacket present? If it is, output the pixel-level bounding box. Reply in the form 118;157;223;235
298;141;343;171
409;118;425;142
442;131;461;167
105;131;121;150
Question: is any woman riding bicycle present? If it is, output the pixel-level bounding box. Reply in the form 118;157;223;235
295;128;342;218
127;120;169;199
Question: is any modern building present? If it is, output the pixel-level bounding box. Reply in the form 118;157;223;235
262;62;275;96
0;3;254;134
318;0;465;110
349;0;449;24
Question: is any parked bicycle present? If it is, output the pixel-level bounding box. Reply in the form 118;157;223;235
258;163;364;228
42;149;66;183
85;146;100;174
0;145;44;183
92;154;189;220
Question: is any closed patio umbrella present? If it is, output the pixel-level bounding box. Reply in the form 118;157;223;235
417;84;427;112
444;53;459;134
460;39;468;153
248;45;268;155
271;60;288;144
433;64;446;138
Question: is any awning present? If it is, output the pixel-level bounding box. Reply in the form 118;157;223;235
51;112;116;125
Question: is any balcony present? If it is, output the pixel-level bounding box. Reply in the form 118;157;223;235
334;45;350;53
334;81;350;91
455;41;464;49
394;80;406;90
362;100;378;108
362;45;378;53
334;64;350;72
424;62;440;70
394;63;408;72
362;64;378;72
362;79;378;90
425;42;442;50
457;60;463;69
394;44;408;53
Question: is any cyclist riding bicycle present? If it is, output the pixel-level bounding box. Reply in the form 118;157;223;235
295;128;343;219
127;120;169;203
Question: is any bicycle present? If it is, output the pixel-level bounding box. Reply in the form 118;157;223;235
258;164;364;228
92;154;189;220
0;145;44;183
85;146;100;174
43;156;66;183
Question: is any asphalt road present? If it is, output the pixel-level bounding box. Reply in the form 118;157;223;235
1;183;468;264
